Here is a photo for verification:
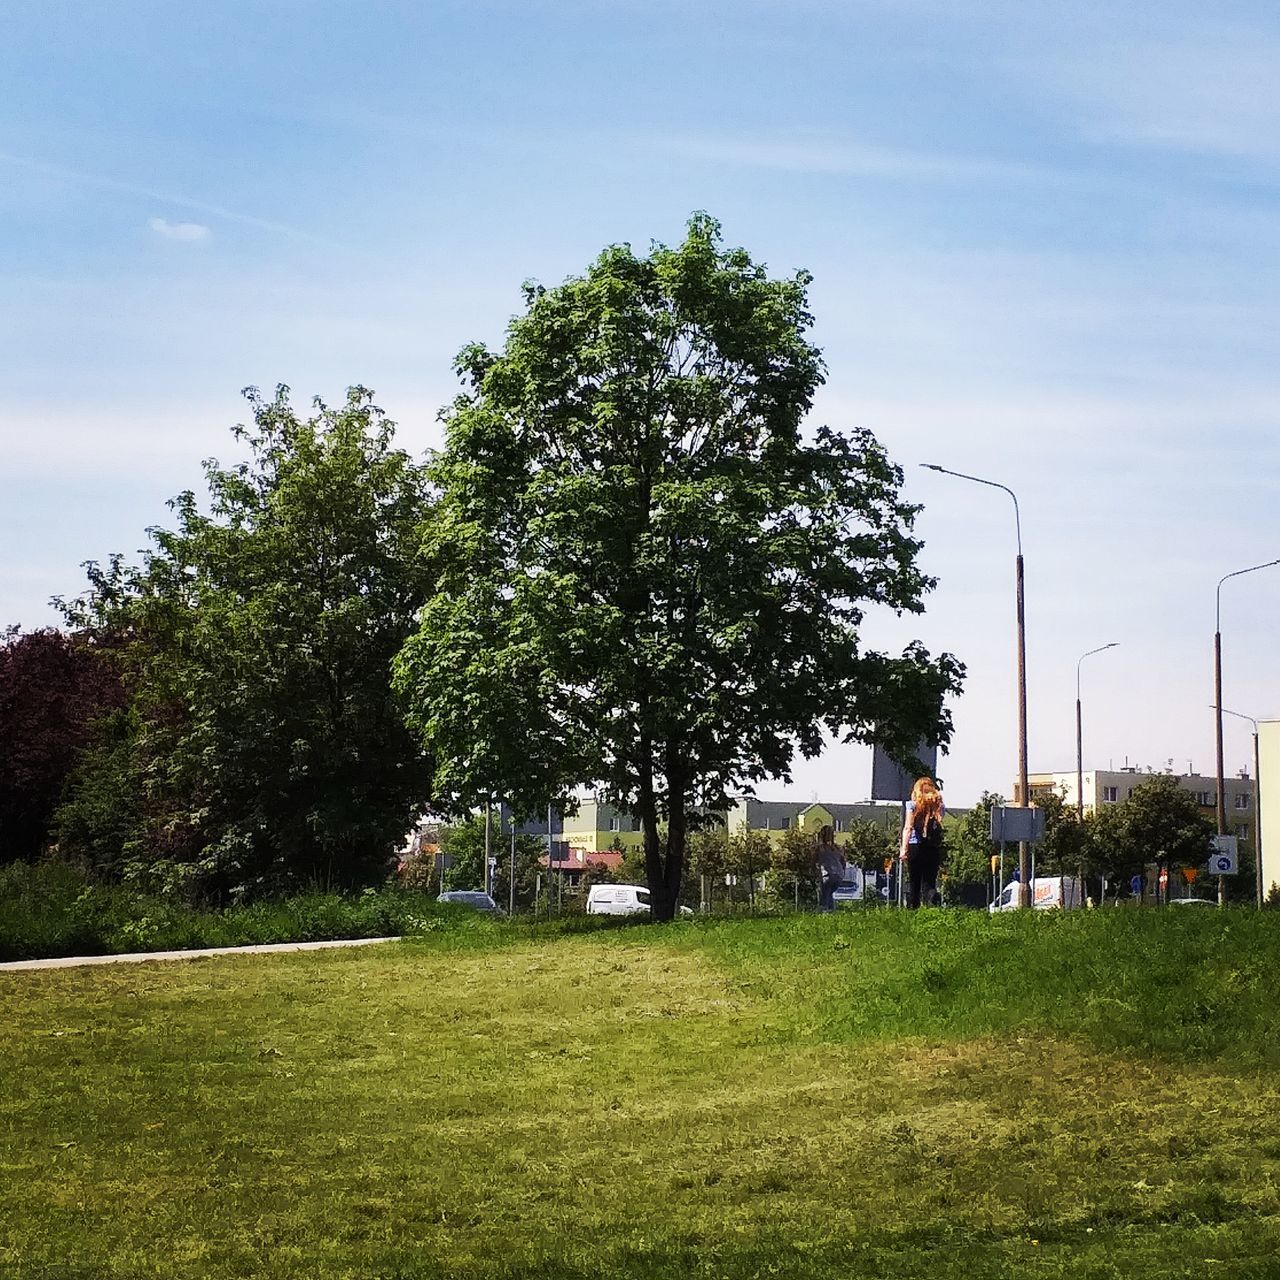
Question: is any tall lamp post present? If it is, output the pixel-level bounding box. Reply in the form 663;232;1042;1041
921;463;1030;904
1218;706;1263;908
1215;559;1280;906
1076;643;1119;821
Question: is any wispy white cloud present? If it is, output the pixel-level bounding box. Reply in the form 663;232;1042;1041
148;216;209;242
0;152;338;247
1023;27;1280;163
638;131;1063;185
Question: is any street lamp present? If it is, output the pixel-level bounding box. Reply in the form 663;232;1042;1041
1215;706;1263;909
921;463;1030;904
1215;559;1280;906
1076;643;1119;821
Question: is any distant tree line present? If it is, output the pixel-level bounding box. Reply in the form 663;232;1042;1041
942;777;1240;903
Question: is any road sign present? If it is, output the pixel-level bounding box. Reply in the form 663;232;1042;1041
1209;835;1238;875
870;741;938;802
989;806;1046;844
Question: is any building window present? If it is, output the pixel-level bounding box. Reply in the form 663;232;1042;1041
834;819;843;832
1195;791;1215;807
1102;786;1119;803
1238;825;1251;842
608;817;620;832
1234;793;1250;810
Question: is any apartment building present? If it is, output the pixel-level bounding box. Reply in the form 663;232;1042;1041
514;794;907;861
724;797;903;848
1025;765;1256;843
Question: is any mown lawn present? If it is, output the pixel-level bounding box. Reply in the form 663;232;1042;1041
3;910;1280;1278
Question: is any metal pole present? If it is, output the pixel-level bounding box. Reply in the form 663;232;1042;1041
1076;644;1118;821
484;800;492;896
1015;550;1030;904
1214;629;1227;907
921;464;1031;907
1217;706;1264;909
1076;694;1084;823
1255;729;1264;909
509;817;516;915
546;805;553;916
1215;560;1280;907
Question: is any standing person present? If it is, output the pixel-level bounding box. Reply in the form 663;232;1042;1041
899;777;945;908
815;825;846;913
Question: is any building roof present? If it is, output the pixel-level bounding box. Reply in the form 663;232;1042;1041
731;798;900;822
538;850;625;870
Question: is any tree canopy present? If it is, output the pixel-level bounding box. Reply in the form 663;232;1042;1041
394;216;962;919
57;387;433;898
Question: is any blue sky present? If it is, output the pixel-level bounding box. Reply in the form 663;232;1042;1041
3;0;1279;804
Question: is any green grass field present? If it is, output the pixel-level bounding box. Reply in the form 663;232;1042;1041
4;909;1280;1278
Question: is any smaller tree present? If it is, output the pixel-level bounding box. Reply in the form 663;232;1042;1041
1029;789;1092;882
491;832;548;911
685;826;729;911
439;816;489;892
943;792;1004;898
769;825;821;909
1120;774;1216;893
726;825;772;911
842;817;897;872
619;841;648;887
762;829;824;911
52;706;146;877
1084;802;1132;898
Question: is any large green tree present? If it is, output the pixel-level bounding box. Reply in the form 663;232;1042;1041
394;217;962;919
58;387;433;898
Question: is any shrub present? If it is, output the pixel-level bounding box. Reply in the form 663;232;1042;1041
0;860;466;961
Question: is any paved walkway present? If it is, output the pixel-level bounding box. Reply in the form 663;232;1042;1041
0;936;403;972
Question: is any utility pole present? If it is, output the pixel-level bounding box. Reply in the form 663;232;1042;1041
922;463;1031;905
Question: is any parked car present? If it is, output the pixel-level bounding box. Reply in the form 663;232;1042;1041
585;885;695;917
1170;897;1217;907
437;890;504;914
587;884;652;915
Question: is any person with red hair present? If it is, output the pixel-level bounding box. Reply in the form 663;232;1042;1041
899;777;945;908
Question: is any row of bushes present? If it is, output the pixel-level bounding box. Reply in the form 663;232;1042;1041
0;860;498;962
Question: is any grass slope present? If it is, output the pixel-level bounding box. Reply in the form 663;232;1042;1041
2;910;1279;1278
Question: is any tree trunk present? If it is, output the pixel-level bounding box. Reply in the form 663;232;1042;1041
651;745;691;921
638;754;664;921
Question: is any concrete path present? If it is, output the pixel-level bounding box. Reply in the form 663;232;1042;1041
0;936;403;972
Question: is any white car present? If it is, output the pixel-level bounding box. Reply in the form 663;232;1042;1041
585;885;695;917
586;884;652;915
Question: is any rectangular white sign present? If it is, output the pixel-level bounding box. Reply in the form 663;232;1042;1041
1209;835;1238;875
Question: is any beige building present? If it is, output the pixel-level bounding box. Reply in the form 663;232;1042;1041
724;798;902;850
557;795;904;858
557;797;648;857
1026;765;1256;844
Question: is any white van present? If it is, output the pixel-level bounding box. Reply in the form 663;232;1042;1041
586;884;652;916
989;876;1085;913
